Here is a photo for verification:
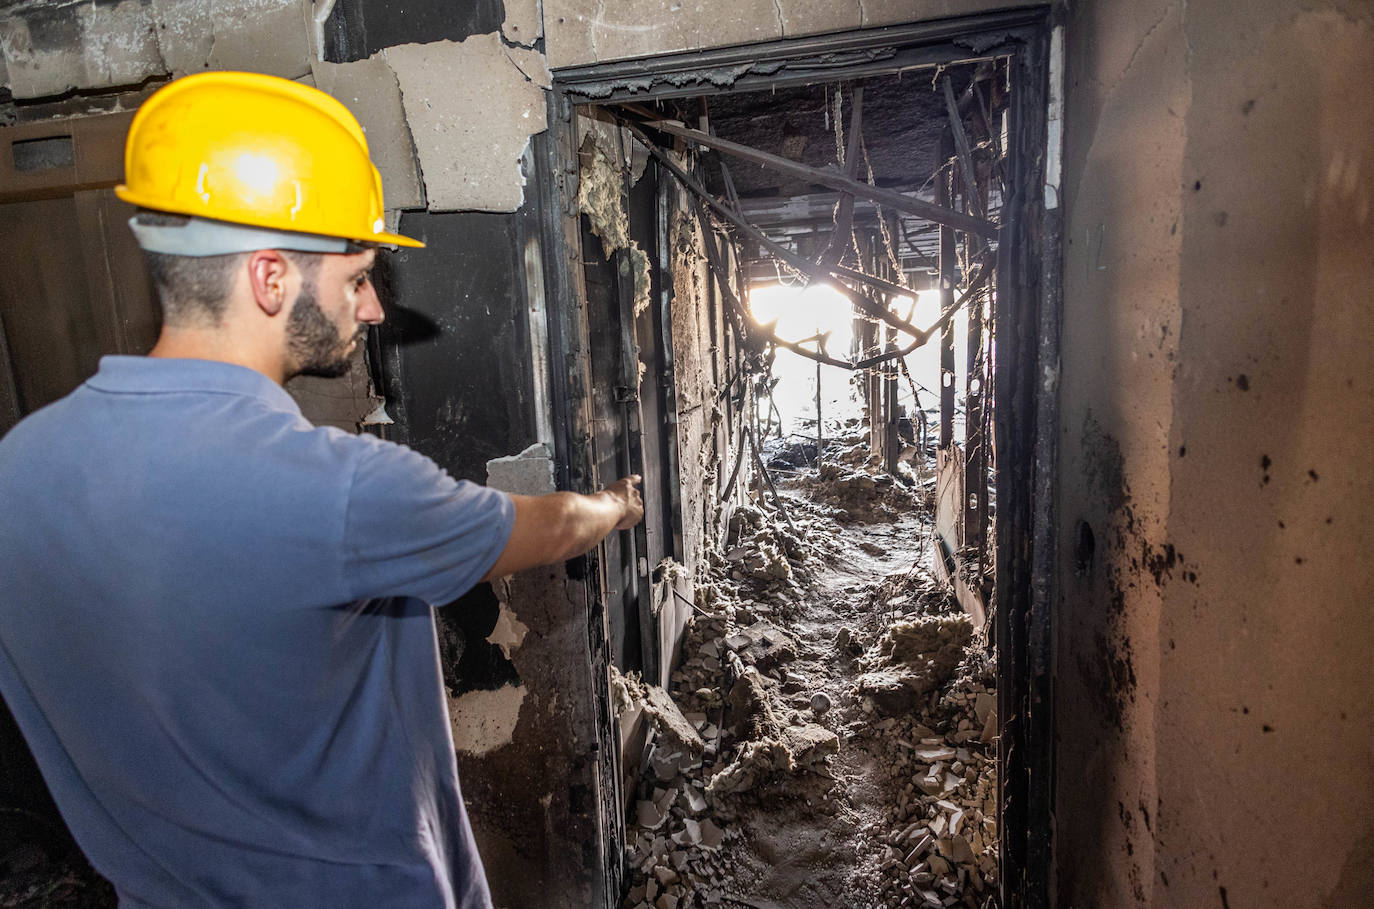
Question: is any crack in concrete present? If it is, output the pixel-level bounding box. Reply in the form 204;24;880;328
147;2;167;75
1179;0;1194;75
1121;0;1177;90
857;0;868;28
206;0;220;68
590;0;605;61
501;46;536;84
771;0;785;37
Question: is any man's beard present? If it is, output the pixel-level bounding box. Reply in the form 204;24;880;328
286;281;361;379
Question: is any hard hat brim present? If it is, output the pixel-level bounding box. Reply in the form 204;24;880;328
115;184;425;251
373;229;426;249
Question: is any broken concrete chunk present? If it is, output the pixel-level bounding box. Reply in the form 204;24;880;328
650;748;682;781
485;442;556;495
699;819;725;849
670;818;701;847
385;34;549;213
636;798;668;831
973;692;996;725
681;787;707;815
979;708;998;744
915;746;957;762
724;632;752;652
643;685;705;756
725;620;799;671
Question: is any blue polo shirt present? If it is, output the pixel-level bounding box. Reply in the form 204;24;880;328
0;356;514;908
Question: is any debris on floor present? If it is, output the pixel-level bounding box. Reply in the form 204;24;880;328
620;451;998;909
802;461;918;523
855;615;974;716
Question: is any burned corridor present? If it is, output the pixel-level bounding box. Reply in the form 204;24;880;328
560;28;1035;907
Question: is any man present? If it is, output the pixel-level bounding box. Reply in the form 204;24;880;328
0;71;641;907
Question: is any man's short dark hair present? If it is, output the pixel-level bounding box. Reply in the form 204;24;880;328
134;211;324;326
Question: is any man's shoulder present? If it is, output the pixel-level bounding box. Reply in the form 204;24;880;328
0;394;79;469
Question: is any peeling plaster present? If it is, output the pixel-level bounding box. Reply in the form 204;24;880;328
311;55;425;210
385;34;550;213
486;601;529;661
448;683;527;756
486;442;556;496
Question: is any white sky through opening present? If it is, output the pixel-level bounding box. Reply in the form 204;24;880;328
748;283;951;441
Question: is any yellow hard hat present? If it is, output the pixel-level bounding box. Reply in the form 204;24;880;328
115;71;423;249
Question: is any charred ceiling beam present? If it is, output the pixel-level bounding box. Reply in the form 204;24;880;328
814;84;864;269
618;102;1000;240
687;176;993;375
623;121;921;330
942;75;986;221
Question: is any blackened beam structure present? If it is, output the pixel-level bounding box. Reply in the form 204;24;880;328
814;84;863;269
623;121;925;333
942;75;986;221
617;102;1000;240
686;183;993;373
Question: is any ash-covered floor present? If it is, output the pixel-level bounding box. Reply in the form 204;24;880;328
618;434;998;909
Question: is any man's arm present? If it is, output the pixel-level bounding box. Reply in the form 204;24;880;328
481;475;643;582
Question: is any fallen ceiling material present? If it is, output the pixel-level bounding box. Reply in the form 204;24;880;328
615;438;998;908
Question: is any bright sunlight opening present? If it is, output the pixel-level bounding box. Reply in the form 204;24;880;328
748;282;951;440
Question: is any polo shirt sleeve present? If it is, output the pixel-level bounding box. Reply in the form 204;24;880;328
342;438;515;606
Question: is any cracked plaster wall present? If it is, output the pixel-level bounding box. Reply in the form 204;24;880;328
540;0;1043;69
1;1;551;215
0;0;314;99
1057;0;1374;906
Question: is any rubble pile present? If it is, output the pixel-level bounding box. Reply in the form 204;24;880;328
866;568;962;621
622;572;846;907
718;504;808;589
851;646;999;909
623;764;746;909
802;461;917;522
762;435;818;470
620;481;999;908
855;615;974;716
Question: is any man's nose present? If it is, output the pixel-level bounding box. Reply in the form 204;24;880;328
358;281;384;325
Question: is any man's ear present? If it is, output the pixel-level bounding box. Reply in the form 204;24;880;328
247;249;291;317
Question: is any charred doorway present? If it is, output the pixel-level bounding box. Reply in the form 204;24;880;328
547;9;1059;908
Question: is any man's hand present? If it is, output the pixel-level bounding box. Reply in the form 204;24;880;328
603;475;644;531
481;474;646;581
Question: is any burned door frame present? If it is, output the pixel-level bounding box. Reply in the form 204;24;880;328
546;9;1061;907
